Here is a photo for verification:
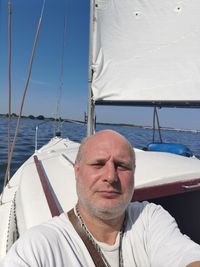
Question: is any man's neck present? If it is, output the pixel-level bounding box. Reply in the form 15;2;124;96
77;204;125;245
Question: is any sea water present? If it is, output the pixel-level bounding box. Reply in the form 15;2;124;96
0;117;200;192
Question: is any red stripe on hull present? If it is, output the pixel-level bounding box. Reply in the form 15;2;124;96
34;155;61;217
132;178;200;201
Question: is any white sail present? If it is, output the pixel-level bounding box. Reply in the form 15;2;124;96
91;0;200;106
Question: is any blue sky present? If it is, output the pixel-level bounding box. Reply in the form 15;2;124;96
1;0;200;130
0;0;89;119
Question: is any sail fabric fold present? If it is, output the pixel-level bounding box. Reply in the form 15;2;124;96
91;0;200;105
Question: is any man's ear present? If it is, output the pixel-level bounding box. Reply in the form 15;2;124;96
74;160;79;180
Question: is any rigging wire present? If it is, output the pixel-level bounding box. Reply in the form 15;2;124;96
7;0;12;183
54;0;67;136
1;0;46;197
152;107;163;143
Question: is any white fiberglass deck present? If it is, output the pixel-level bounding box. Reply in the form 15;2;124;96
14;137;200;232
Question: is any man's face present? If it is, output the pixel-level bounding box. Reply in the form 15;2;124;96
74;131;135;219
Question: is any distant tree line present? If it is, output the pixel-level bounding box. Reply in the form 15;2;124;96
0;113;46;120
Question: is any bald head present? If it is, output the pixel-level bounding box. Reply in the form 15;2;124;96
74;129;135;220
76;130;135;166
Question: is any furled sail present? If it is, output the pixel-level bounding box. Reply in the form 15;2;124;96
91;0;200;107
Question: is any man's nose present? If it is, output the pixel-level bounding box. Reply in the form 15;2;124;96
104;163;118;183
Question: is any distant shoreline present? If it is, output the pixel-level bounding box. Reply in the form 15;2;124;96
0;113;199;133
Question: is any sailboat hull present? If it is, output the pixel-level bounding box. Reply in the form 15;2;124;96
1;137;200;260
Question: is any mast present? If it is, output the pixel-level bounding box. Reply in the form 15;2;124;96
87;0;95;136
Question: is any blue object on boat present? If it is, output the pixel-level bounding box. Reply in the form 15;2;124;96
145;143;193;157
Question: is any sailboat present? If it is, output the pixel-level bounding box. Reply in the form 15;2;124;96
1;0;200;260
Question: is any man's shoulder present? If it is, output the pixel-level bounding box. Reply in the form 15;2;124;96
126;201;165;223
127;200;156;213
0;212;90;266
20;212;71;243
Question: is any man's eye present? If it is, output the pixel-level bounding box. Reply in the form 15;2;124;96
92;162;104;168
116;163;131;171
117;165;127;170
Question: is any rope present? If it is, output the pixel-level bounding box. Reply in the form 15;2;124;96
152;107;163;143
1;0;46;197
152;107;156;143
156;108;163;143
54;0;67;135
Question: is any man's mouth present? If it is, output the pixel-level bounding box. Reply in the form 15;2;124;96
96;190;121;198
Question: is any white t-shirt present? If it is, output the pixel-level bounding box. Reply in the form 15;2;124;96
95;232;121;267
1;202;200;267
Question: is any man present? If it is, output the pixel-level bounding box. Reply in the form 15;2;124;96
1;130;200;266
